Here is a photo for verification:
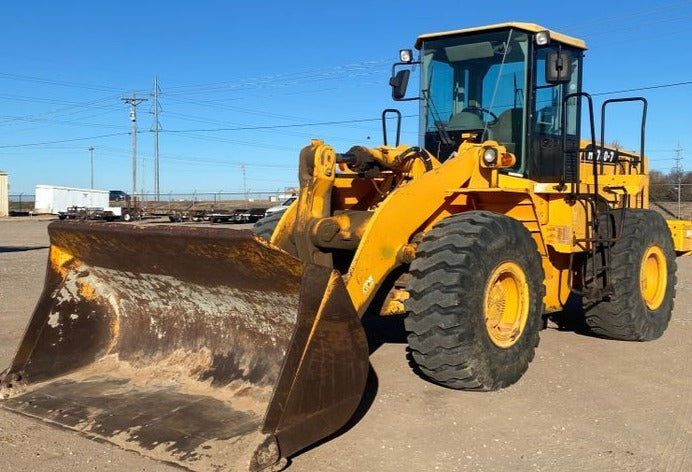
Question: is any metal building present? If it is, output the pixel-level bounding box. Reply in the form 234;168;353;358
0;171;8;217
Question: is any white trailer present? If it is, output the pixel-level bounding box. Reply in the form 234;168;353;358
0;171;8;217
34;185;110;214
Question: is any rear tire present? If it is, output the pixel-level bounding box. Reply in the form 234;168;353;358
583;209;676;341
404;211;545;391
252;212;284;242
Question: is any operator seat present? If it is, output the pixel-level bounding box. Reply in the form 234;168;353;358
487;108;522;154
448;111;484;130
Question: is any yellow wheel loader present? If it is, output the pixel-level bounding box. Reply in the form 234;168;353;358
3;22;692;471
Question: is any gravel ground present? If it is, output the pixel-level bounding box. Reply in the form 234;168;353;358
0;219;690;472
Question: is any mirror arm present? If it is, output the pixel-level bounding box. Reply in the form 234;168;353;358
391;61;421;76
535;83;558;90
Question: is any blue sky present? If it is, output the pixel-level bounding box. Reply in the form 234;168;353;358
1;0;691;195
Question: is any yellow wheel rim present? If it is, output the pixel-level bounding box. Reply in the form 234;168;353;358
484;261;530;348
640;245;667;310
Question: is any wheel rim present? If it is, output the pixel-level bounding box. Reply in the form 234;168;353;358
640;244;667;310
484;261;530;348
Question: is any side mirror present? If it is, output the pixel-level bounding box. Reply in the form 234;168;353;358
389;69;410;101
545;51;572;84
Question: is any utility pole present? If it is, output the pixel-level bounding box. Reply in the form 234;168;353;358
88;146;94;189
151;76;161;200
675;141;683;219
121;92;147;205
141;157;146;201
241;163;248;202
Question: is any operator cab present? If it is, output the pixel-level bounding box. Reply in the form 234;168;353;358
392;23;586;182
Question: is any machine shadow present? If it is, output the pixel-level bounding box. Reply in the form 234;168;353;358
362;311;408;354
0;246;49;253
289;310;409;461
545;292;597;337
290;290;608;464
290;364;380;460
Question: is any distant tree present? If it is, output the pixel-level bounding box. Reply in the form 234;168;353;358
649;169;671;202
681;170;692;202
648;167;692;202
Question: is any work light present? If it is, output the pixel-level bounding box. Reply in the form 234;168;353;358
482;147;498;166
535;30;551;46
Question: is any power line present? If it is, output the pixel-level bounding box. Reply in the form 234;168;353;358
0;103;121;127
555;0;692;33
592;80;692;96
0;132;129;149
172;131;299;152
163;95;386;134
0;95;118;124
81;145;297;169
1;118;122;130
160;79;692;135
0;72;135;93
161;115;416;133
161;60;390;96
2;75;691;151
0;93;108;107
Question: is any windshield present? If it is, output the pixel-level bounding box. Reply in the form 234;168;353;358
420;29;529;161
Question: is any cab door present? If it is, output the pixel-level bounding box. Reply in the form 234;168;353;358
527;47;582;182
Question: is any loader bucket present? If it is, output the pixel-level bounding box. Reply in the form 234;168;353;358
0;221;369;472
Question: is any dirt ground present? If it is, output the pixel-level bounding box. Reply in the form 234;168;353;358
0;219;690;472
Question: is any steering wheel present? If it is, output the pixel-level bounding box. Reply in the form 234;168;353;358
463;106;498;122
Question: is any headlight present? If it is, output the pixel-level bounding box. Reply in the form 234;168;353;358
482;147;498;166
535;31;550;46
399;49;413;63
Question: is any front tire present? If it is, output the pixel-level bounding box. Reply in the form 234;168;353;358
404;211;545;391
583;209;676;341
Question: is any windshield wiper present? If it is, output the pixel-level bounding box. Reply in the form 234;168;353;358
423;88;454;147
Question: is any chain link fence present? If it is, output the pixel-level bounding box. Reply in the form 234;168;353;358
8;191;293;215
9;188;692;219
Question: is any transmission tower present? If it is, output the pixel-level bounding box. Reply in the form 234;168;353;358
88;146;94;189
151;76;162;200
121;92;147;204
241;164;248;201
675;141;683;218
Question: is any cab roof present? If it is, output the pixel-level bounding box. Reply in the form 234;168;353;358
415;22;587;50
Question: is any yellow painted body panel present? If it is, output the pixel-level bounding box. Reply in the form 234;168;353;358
275;139;629;315
343;147;475;315
667;220;692;255
272;136;681;315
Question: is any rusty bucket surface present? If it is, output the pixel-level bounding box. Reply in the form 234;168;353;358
0;221;369;472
